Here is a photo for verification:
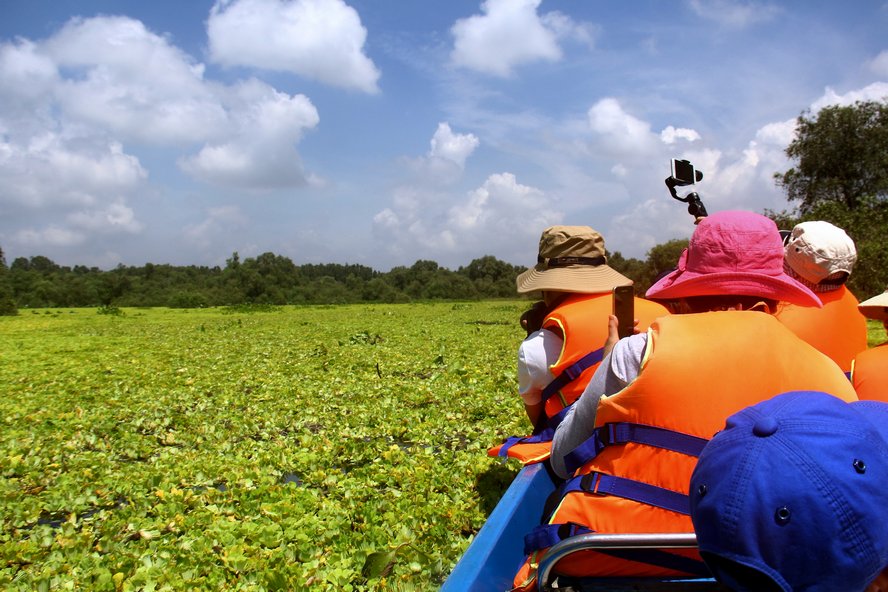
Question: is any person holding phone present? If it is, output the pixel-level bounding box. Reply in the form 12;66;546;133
489;225;669;465
511;212;858;590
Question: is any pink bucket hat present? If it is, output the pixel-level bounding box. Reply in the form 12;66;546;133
646;211;821;307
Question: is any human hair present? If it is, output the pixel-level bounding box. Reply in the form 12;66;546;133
665;295;778;315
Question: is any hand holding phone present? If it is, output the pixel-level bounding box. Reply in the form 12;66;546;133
612;285;635;339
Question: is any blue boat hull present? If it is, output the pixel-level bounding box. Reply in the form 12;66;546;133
441;463;725;591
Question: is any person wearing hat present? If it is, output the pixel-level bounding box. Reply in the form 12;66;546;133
511;212;857;589
690;390;888;592
775;220;867;374
852;288;888;402
488;225;668;465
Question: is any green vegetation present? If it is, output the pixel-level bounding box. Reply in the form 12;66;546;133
770;99;888;298
0;246;17;316
867;319;887;348
0;303;529;591
0;250;681;312
2;302;884;590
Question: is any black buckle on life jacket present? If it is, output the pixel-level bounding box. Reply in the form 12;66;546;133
579;471;606;495
599;423;618;447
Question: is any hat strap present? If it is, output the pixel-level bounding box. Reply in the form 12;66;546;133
539;255;606;268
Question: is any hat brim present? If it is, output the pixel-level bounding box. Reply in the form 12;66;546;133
858;292;888;321
516;264;632;294
645;268;821;307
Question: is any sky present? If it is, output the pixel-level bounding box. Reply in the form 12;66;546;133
1;0;887;272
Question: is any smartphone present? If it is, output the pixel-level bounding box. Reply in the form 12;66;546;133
613;285;635;339
671;158;697;186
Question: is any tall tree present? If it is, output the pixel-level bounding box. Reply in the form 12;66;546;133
771;99;888;298
0;246;18;315
775;100;888;214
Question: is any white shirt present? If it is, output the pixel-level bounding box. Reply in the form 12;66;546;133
517;328;564;405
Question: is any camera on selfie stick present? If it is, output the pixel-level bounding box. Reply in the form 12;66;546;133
666;159;707;222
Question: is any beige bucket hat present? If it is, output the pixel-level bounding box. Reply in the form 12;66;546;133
859;288;888;321
516;225;632;294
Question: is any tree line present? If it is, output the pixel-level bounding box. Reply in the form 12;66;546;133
0;248;684;311
1;99;886;314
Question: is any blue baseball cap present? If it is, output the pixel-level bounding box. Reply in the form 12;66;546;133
690;391;888;592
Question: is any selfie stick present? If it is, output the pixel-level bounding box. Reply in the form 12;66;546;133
665;175;708;224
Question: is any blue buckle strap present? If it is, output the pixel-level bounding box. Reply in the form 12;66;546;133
564;423;710;474
540;347;604;405
497;428;555;457
560;471;690;515
497;405;576;457
524;523;592;555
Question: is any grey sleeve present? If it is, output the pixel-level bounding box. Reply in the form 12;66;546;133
549;334;647;479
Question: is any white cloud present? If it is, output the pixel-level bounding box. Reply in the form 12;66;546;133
811;82;888;111
687;0;781;28
870;50;888;76
587;98;658;154
41;16;226;145
207;0;380;93
184;205;247;249
0;13;329;261
660;126;701;144
450;0;562;77
404;123;480;184
755;119;797;147
0;135;146;208
68;203;143;234
429;122;479;168
178;81;320;189
12;226;86;248
373;169;561;266
0;39;59;106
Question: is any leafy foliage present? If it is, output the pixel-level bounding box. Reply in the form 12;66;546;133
3;253;527;309
0;247;17;316
767;99;888;300
0;302;530;591
775;100;888;213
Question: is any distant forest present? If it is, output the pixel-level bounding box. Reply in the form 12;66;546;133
0;245;683;312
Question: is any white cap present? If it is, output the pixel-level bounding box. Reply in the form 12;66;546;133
784;221;857;284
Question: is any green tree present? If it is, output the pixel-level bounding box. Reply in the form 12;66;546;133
458;255;522;298
775;100;888;214
771;99;888;298
0;246;18;315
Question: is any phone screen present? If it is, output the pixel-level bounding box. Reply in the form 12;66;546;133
671;159;696;186
613;285;635;339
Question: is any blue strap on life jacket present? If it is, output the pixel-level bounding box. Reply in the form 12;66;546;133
495;406;575;457
523;523;592;555
567;471;691;515
539;347;605;405
495;346;604;458
563;423;710;474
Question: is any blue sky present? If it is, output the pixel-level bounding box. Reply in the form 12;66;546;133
1;0;886;272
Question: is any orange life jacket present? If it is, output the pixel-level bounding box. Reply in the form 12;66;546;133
489;293;669;464
512;312;858;591
774;285;867;373
852;344;888;402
